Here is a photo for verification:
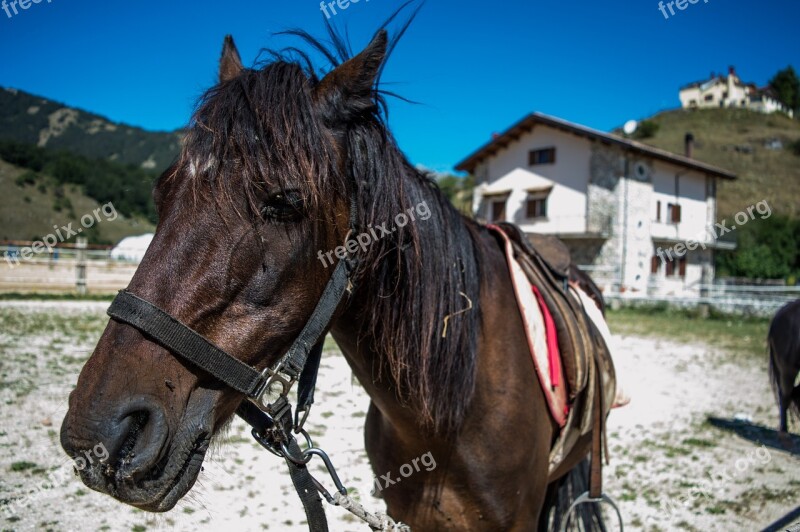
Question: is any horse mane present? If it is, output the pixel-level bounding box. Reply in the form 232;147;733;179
177;8;485;435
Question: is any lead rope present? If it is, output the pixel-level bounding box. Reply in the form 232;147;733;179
331;492;411;531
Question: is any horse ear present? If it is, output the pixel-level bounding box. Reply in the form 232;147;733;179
316;30;388;121
219;35;244;83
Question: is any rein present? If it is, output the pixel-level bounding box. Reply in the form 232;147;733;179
106;194;408;532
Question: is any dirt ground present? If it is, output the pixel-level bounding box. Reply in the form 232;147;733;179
0;301;798;532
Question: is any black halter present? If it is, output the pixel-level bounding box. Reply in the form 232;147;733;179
106;194;360;532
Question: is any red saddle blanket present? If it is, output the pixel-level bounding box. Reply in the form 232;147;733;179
490;225;569;427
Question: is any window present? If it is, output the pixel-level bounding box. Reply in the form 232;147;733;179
655;200;662;222
667;203;681;223
706;177;716;200
529;147;556;166
526;196;548;219
489;199;507;222
704;94;714;102
665;257;687;278
651;255;660;274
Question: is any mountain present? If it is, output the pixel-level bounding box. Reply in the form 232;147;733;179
624;108;800;219
0;159;155;244
0;87;182;173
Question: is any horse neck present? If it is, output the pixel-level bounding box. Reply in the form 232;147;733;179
330;172;487;435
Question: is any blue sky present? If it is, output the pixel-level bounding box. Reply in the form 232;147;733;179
1;0;798;173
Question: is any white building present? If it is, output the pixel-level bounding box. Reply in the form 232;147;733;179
455;113;737;297
679;67;794;118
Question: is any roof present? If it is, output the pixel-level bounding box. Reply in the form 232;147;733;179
680;76;725;91
680;71;748;92
454;112;737;180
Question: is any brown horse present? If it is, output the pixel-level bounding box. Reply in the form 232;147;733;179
61;23;611;530
768;299;800;435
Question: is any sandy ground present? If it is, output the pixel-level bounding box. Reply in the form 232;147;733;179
0;301;798;532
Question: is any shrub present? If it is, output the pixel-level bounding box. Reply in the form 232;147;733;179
14;170;37;187
633;120;660;139
788;138;800;156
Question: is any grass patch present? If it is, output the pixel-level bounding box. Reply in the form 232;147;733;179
606;306;769;360
682;438;717;448
10;461;38;472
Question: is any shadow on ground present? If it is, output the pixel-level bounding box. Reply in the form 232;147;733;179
707;417;800;531
707;416;800;456
759;504;800;532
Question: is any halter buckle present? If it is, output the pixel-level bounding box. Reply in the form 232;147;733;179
255;363;298;410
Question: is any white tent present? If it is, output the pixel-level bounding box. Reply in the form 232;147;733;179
111;234;154;263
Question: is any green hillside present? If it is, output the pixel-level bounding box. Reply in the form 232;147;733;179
0;87;181;173
0;88;183;242
0;159;154;245
630;108;800;219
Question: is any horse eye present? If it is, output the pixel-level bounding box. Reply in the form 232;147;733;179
259;192;304;222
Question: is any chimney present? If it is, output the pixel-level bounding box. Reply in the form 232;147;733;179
685;133;695;159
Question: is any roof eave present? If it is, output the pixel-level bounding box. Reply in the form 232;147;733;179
454;113;736;180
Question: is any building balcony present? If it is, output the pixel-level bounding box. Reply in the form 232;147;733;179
516;214;612;239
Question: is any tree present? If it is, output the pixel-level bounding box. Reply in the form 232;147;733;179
437;174;461;202
716;215;800;280
435;173;475;214
632;120;659;139
769;66;800;116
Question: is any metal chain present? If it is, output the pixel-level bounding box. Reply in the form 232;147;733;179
331;491;411;531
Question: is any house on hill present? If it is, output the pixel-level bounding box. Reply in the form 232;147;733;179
455;113;737;296
679;67;794;117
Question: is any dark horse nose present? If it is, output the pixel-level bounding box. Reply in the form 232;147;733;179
62;396;169;483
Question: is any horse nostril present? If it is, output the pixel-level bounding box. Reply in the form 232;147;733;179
111;411;149;474
104;400;169;482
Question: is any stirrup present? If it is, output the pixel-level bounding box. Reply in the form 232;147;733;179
558;491;623;532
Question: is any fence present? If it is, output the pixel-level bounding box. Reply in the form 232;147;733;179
1;252;136;295
1;249;796;314
600;276;798;317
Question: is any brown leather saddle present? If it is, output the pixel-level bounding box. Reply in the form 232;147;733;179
495;222;594;401
492;222;617;485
